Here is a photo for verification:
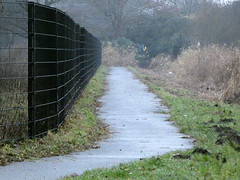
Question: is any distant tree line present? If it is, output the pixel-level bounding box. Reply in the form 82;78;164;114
127;0;240;59
1;0;240;60
66;0;240;60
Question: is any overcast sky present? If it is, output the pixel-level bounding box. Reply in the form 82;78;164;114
220;0;239;3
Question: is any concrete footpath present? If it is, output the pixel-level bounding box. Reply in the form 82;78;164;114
0;67;193;180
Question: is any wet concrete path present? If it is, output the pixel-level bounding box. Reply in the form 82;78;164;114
0;67;193;180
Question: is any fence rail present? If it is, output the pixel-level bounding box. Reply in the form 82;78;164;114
0;1;102;142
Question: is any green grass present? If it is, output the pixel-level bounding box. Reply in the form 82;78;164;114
0;66;108;166
65;66;240;180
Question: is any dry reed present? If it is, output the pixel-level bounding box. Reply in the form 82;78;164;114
102;45;137;67
0;42;28;141
172;45;240;103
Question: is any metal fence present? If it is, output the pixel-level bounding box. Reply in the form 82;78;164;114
0;1;102;142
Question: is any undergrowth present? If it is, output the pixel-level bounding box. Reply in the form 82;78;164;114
138;45;240;103
102;45;137;67
0;66;108;166
172;45;240;103
0;46;28;140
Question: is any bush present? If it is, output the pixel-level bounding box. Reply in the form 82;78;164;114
172;45;240;102
111;37;135;52
148;54;172;70
134;53;151;68
126;9;191;60
102;44;137;67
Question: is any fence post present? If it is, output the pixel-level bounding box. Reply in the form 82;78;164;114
99;42;102;67
28;2;36;138
80;27;86;91
56;9;59;128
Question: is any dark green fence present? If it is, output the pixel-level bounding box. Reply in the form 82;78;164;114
0;1;102;142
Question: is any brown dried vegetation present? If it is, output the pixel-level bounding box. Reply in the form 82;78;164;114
119;44;240;104
0;44;28;141
172;45;240;103
102;45;137;67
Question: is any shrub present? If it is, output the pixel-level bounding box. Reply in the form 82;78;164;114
102;44;137;67
111;37;135;50
172;45;240;102
148;54;172;70
221;50;240;103
126;9;191;59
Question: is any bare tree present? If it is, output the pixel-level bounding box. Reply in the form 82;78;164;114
155;0;220;15
44;0;59;5
34;0;61;6
85;0;129;39
0;0;28;40
83;0;156;39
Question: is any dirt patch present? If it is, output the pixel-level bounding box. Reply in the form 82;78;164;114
192;148;211;155
172;150;229;164
210;125;240;151
219;118;236;124
172;149;229;163
213;126;233;133
199;117;240;151
215;138;226;145
202;120;214;125
215;153;227;163
217;127;240;144
171;153;191;160
234;147;240;152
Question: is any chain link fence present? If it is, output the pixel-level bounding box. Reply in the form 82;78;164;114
0;1;102;142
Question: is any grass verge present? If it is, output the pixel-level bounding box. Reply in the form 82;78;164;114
0;66;108;166
65;66;240;180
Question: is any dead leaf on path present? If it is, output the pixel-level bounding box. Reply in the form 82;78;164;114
92;144;100;149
